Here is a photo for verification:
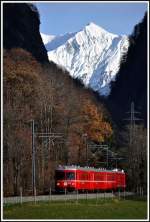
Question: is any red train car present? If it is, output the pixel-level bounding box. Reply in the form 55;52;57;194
55;166;126;192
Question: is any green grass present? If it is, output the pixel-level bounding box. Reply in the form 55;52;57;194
3;197;147;220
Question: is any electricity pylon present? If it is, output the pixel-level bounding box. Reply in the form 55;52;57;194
124;101;143;145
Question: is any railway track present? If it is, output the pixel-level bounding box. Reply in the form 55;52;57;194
3;192;134;204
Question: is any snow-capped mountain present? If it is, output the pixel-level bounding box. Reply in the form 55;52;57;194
41;33;55;45
41;22;129;96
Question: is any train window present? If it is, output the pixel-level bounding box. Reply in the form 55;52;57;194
94;173;105;181
66;172;75;180
112;175;115;180
80;173;88;180
99;174;105;181
107;174;112;180
94;173;99;181
55;171;65;180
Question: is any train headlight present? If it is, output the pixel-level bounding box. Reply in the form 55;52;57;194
57;182;60;186
71;183;74;186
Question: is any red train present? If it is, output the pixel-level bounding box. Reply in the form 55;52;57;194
55;165;126;192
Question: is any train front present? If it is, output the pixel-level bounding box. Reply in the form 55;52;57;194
55;167;76;192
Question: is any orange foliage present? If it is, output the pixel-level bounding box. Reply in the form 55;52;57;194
81;99;113;142
4;48;44;121
3;47;113;195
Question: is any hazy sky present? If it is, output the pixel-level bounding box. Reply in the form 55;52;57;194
36;2;148;36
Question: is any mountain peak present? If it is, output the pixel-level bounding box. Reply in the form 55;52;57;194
84;22;111;36
43;23;129;96
86;22;97;27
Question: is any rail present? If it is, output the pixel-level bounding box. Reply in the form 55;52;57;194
3;192;135;205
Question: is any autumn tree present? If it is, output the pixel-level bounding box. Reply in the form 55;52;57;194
3;48;45;195
3;48;114;195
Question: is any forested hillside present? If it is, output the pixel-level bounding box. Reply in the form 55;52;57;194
3;3;113;196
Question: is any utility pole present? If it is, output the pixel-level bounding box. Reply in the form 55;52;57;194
85;136;88;166
124;101;143;189
124;101;142;145
82;134;88;166
31;120;36;196
31;118;63;195
106;147;108;168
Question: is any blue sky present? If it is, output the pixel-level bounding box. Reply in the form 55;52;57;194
35;2;148;36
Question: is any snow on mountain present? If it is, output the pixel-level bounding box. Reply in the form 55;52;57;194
45;32;77;51
41;33;55;45
41;22;129;96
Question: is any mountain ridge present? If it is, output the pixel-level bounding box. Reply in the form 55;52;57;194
41;22;129;96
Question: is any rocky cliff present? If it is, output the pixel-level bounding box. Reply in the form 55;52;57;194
3;3;48;63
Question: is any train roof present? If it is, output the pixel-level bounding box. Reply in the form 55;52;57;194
56;165;125;173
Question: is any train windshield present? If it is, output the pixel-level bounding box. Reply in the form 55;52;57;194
66;172;75;180
55;171;65;180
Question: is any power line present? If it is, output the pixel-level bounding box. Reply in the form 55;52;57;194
124;101;143;145
31;119;63;196
88;144;109;168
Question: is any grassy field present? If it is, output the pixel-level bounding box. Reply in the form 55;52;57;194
3;197;147;220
